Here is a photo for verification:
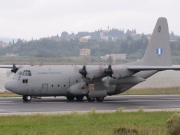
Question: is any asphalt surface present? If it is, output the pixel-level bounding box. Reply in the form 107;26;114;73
0;95;180;114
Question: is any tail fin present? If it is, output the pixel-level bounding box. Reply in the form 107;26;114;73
141;17;172;66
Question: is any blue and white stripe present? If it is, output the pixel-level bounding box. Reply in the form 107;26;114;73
156;48;163;55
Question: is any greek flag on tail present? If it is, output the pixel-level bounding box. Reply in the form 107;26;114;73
156;48;163;55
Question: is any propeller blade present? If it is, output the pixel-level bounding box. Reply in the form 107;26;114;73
104;65;113;77
11;64;18;73
79;65;87;78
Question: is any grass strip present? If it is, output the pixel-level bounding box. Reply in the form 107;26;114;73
0;111;175;135
122;87;180;95
0;91;20;97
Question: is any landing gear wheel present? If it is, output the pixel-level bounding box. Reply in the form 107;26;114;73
66;95;75;101
87;96;95;102
76;96;84;101
96;97;104;102
23;95;32;102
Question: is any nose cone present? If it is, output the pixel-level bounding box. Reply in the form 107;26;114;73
5;80;19;93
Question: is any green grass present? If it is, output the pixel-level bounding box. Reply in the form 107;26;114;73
122;87;180;95
0;91;20;97
0;111;175;135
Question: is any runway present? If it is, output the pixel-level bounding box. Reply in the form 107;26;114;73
0;95;180;115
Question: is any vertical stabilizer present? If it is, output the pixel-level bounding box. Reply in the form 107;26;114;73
141;17;172;66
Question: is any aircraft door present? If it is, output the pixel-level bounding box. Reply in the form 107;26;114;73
41;84;48;94
20;79;28;95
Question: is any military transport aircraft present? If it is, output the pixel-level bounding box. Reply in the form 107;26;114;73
3;17;180;102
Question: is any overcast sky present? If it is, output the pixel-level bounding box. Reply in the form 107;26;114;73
0;0;179;40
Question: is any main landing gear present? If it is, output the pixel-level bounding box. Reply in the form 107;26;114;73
66;95;105;102
76;95;84;101
86;95;95;102
66;95;84;101
23;95;32;102
66;95;75;101
96;97;104;102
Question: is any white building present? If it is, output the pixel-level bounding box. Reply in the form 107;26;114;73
101;35;109;41
79;36;91;42
79;48;91;56
100;54;127;60
6;53;18;57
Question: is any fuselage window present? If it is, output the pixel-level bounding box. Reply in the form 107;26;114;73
23;79;28;83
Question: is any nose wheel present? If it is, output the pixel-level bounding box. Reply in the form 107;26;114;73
23;95;32;102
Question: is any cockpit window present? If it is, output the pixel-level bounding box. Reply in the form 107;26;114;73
17;70;32;76
22;70;32;76
16;70;32;76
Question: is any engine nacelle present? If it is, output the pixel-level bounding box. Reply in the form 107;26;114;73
111;67;134;79
79;65;106;80
102;76;145;85
86;69;105;80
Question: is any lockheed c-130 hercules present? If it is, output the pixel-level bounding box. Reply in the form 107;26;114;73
3;17;180;102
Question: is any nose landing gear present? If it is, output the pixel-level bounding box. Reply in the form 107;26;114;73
23;95;32;102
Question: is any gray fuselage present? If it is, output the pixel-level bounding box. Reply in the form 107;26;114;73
5;65;157;96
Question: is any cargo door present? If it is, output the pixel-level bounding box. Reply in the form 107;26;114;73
41;84;48;94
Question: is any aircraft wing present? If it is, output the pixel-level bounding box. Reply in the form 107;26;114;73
127;65;180;72
0;65;25;73
0;65;14;68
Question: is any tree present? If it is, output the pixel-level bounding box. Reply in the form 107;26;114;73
61;31;68;39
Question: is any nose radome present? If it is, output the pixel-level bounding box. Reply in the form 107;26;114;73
5;80;19;93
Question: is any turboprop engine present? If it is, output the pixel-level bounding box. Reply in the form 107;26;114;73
102;76;145;85
104;65;134;79
79;65;105;80
112;67;134;79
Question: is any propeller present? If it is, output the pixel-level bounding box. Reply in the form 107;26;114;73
6;64;22;78
104;65;113;77
79;65;87;78
11;64;19;73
